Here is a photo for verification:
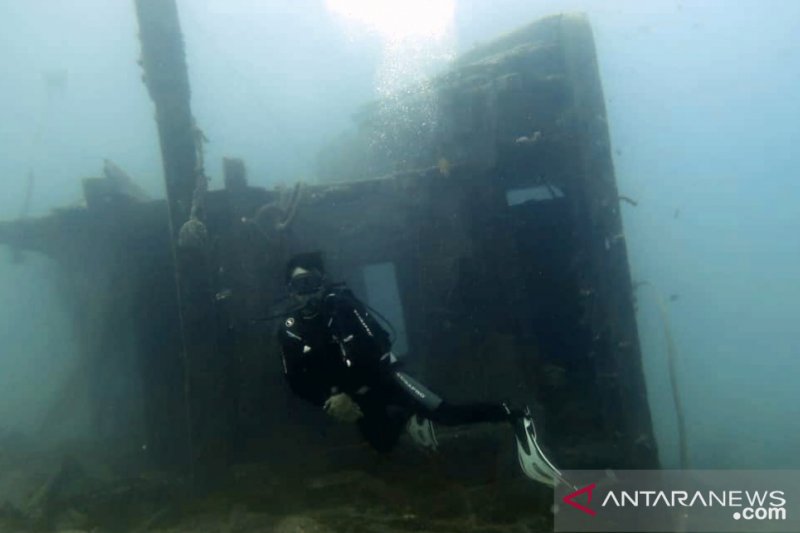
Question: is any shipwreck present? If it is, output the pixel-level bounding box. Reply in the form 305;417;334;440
0;1;657;529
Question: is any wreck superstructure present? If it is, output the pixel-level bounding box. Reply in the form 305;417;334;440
0;1;657;498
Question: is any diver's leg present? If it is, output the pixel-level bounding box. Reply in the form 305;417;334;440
356;413;406;453
355;396;409;453
389;370;510;425
387;370;567;487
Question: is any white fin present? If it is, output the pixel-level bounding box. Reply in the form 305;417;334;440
406;414;438;451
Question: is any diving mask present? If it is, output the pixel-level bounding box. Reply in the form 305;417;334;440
289;270;325;296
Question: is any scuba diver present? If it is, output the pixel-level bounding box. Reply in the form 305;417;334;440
278;252;566;487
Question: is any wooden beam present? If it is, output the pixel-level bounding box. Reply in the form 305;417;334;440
134;0;196;224
134;0;232;481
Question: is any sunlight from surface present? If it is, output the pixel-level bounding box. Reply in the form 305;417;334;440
325;0;456;102
325;0;455;42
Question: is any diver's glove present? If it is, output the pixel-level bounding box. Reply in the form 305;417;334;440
323;393;364;423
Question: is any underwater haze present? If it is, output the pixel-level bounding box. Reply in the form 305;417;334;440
0;0;798;477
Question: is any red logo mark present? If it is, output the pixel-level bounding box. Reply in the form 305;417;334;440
563;483;597;516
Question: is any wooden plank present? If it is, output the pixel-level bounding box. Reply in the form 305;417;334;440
134;0;232;481
559;13;658;467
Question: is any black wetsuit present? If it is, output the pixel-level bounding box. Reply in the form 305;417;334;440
278;285;509;452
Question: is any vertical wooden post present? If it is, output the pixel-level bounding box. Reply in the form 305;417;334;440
134;0;232;481
135;0;196;224
559;14;658;467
